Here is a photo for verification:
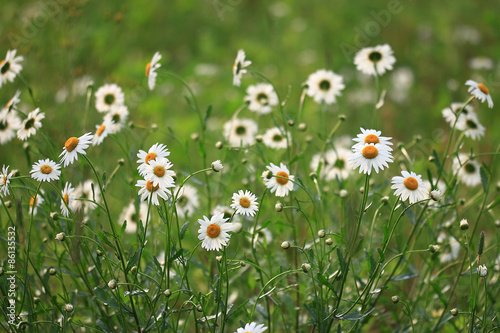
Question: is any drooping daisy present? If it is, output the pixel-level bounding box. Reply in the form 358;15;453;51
441;102;476;130
462;113;485;140
3;90;21;113
174;184;199;218
263;163;295;197
423;179;447;206
17;108;45;141
0;109;21;144
230;189;259;217
244;83;278;114
348;143;393;175
465;80;493;108
119;201;150;233
0;165;13;197
0;49;24;88
29;190;45;216
73;180;100;214
354;44;396;76
305;69;345;105
232;49;252;87
136;179;172;206
92;119;114;146
391;171;429;204
59;132;93;167
453;154;482;187
136;143;171;176
197;212;234;251
146;51;161;90
94;83;125;112
60;182;75;218
262;127;289;149
352;128;393;151
223;118;258;147
235;322;268;333
143;157;175;189
30;159;61;182
103;104;129;133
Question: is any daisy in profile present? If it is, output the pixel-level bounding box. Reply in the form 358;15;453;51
119;201;150;233
391;171;429;204
197;212;234;251
223;118;258;147
143;157;175;189
60;182;75;218
3;90;21;113
0;49;24;88
0;109;21;144
59;132;93;167
146;51;161;90
423;179;447;206
348;143;393;175
230;189;259;217
137;143;171;176
0;165;13;197
92;119;114;146
233;49;252;87
174;184;199;218
465;80;493;108
453;154;481;187
17;108;45;141
235;322;268;333
305;69;345;105
354;44;396;76
30;159;61;182
244;83;278;114
263;162;295;197
29;190;45;216
94;83;125;112
352;128;393;151
262;127;289;149
441;102;475;129
73;180;100;214
136;179;172;206
462;113;485;140
103;104;128;133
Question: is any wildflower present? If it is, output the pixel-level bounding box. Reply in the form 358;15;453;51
232;49;251;87
478;264;487;277
462;113;485;140
391;295;400;304
143;157;175;190
211;160;223;172
391;171;429;204
318;229;326;238
163;289;172;297
352;128;393;151
0;165;13;197
262;127;289;149
174;184;199;218
348;143;393;175
0;49;24;88
453;154;482;187
305;69;345;105
64;303;74;313
3;90;21;113
465;80;493;108
94;83;125;112
244;83;278;114
137;143;171;176
60;182;75;218
460;219;469;230
275;201;283;212
231;190;259;217
0;109;21;144
301;263;311;273
354;44;396;76
73;180;100;214
235;322;267;333
223;118;258;147
17;108;45;141
136;179;171;206
325;238;333;245
197;212;234;251
310;147;353;181
429;245;440;253
55;232;66;241
450;308;458;316
262;163;295;197
30;159;61;182
430;189;442;202
29;190;44;216
108;279;117;290
441;102;476;130
146;51;161;90
59;132;93;167
103;105;128;133
92;119;114;146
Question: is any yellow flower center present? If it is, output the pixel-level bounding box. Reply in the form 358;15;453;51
96;124;106;136
404;177;418;190
361;145;378;159
146;180;159;192
2;176;6;186
145;62;151;77
239;197;251;208
206;223;221;238
276;171;289;185
63;193;69;205
364;134;379;144
145;152;157;164
41;165;52;174
65;137;79;152
477;83;489;95
154;165;165;177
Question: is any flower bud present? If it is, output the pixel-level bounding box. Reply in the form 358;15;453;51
288;120;295;127
255;134;263;143
430;189;442;202
478;264;487;277
64;303;74;313
49;268;57;276
339;189;348;198
118;158;125;166
216;256;222;262
429;245;440;253
151;123;158;131
4;200;12;208
50;212;59;221
190;133;199;141
196;305;203;312
211;160;223;172
275;202;283;212
450;308;458;316
298;123;307;132
240;261;246;267
108;279;117;290
338;114;346;121
301;263;311;273
325;238;333;246
391;295;400;304
164;289;172;297
281;241;290;249
55;232;66;241
318;229;326;238
130;266;138;274
215;141;223;149
460;219;469;230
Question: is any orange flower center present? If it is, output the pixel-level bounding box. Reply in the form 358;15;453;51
63;193;69;205
239;197;251;208
361;145;378;159
41;165;52;174
146;180;159;192
30;196;37;207
404;177;418;190
154;166;165;177
477;83;489;95
206;223;221;238
65;137;79;152
2;176;7;186
145;152;157;164
96;124;106;136
276;171;289;185
145;62;151;77
364;134;379;144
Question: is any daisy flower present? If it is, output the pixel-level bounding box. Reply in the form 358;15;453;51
30;159;61;182
354;44;396;76
212;205;241;223
0;49;24;88
0;109;21;144
73;180;100;214
262;127;289;149
94;83;125;112
146;51;161;90
197;212;234;251
423;179;447;206
310;147;353;181
352;128;393;151
305;69;345;105
223;118;258;147
441;102;476;130
143;157;176;189
103;104;129;133
244;83;278;114
136;179;172;206
391;171;429;204
348;143;393;175
17;108;45;141
3;90;21;113
263;162;295;197
119;201;150;233
174;184;199;218
232;49;252;87
462;112;485;140
59;132;93;167
92;119;114;146
453;154;481;187
235;322;268;333
29;190;45;216
60;182;75;218
137;143;171;176
0;165;13;197
465;80;493;108
437;232;460;264
230;189;259;217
